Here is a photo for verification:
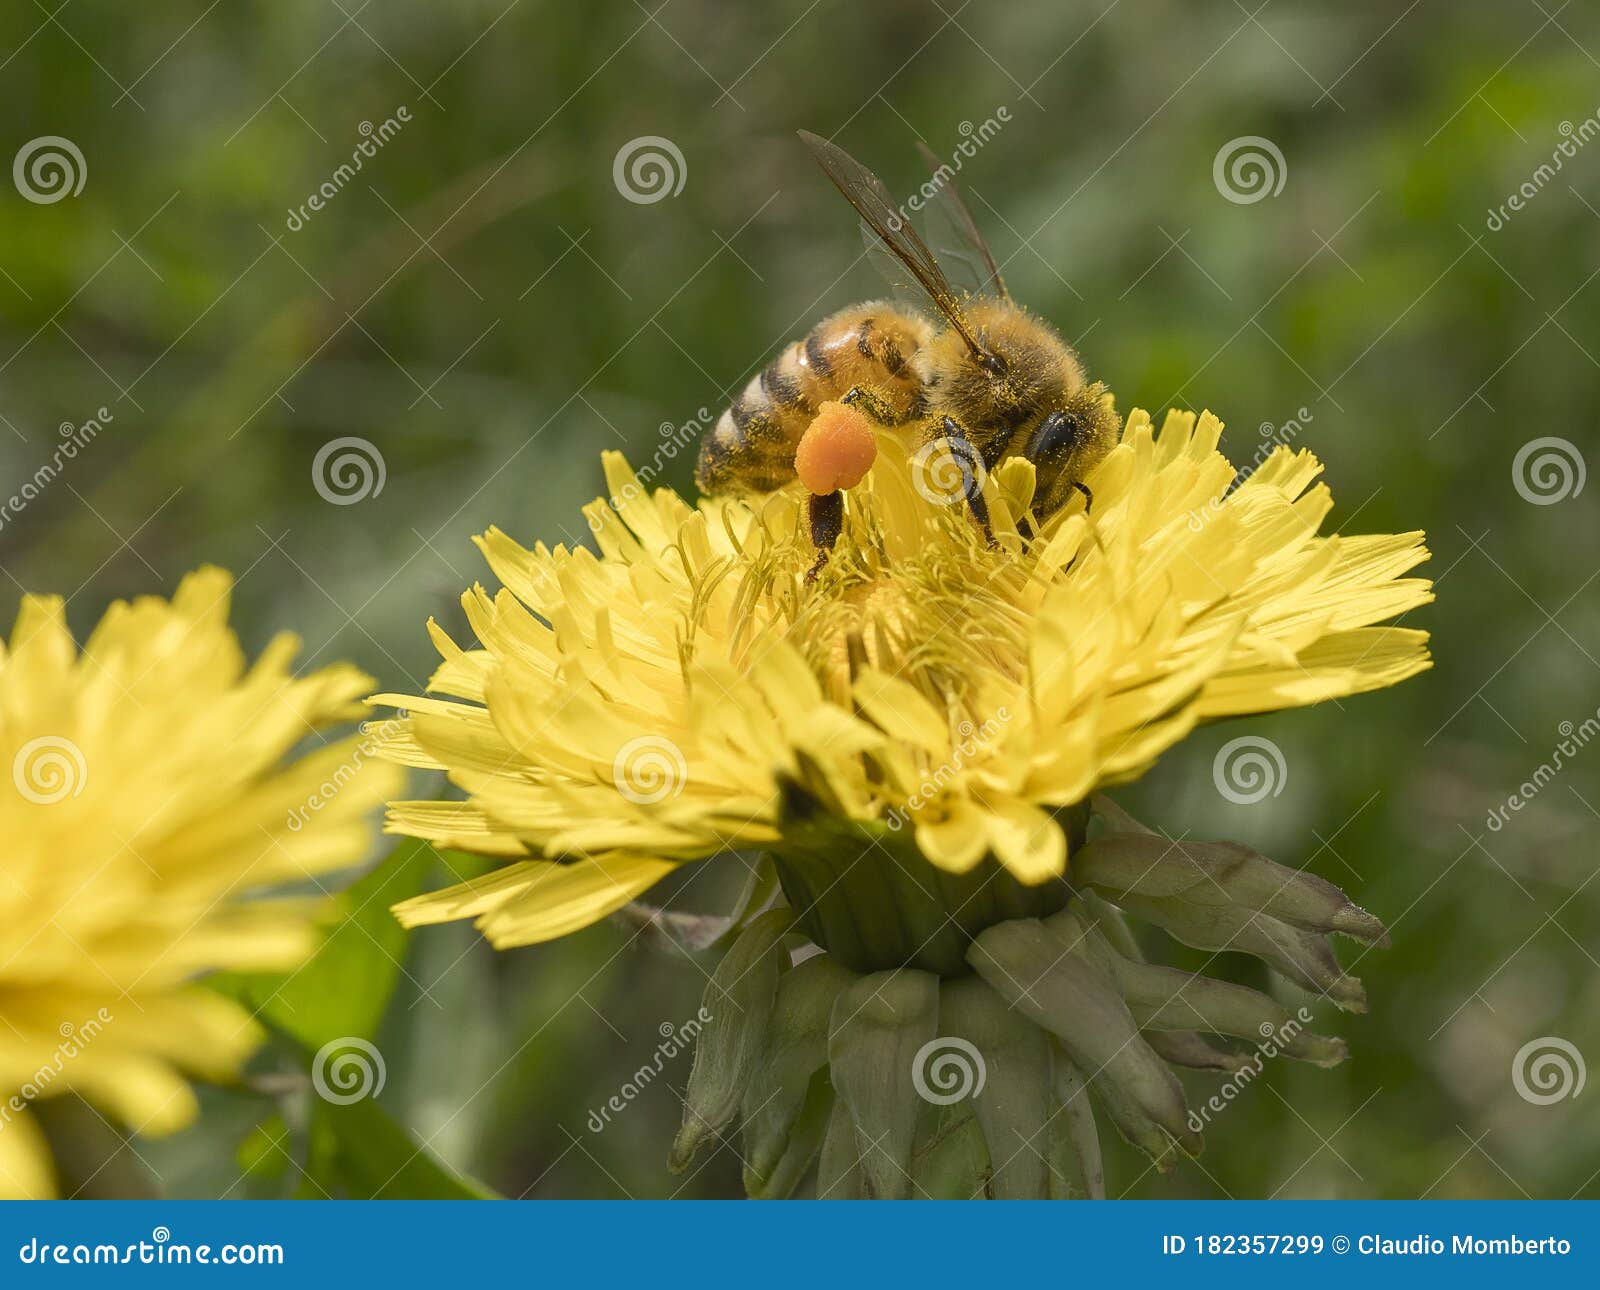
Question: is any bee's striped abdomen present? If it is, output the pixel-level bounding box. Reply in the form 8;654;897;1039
695;302;932;496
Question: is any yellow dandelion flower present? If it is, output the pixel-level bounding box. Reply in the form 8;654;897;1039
0;567;402;1199
377;409;1430;953
377;408;1432;1197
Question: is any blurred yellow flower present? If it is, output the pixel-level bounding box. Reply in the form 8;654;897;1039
0;567;402;1198
375;409;1432;949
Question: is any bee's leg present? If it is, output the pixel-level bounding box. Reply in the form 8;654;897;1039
937;416;997;548
805;491;845;583
1068;480;1094;512
840;386;908;426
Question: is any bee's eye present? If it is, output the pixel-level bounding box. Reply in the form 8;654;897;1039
1024;410;1087;464
980;351;1008;378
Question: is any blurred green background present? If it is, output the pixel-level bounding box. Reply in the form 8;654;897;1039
2;0;1597;1199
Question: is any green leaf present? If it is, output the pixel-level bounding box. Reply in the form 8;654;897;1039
304;1092;496;1200
210;838;439;1047
213;841;499;1199
236;1115;292;1181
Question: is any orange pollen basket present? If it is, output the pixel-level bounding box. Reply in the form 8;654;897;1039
794;401;878;495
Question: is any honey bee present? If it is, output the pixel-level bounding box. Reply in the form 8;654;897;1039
695;130;1120;573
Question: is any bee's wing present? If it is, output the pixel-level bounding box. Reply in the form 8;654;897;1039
914;141;1010;302
856;220;940;313
799;130;985;356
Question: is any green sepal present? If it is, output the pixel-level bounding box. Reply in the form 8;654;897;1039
828;967;940;1199
816;1097;863;1199
670;906;794;1170
908;1102;991;1199
1090;797;1388;945
739;953;854;1192
1143;1029;1252;1073
1047;1049;1104;1199
1081;799;1382;1011
937;974;1052;1199
744;1069;835;1200
1052;905;1348;1066
968;918;1200;1167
